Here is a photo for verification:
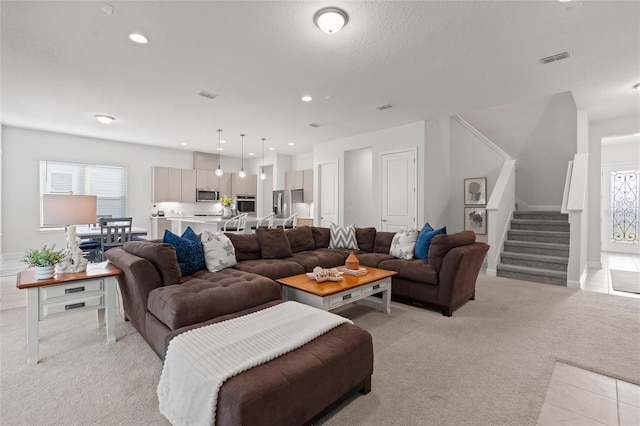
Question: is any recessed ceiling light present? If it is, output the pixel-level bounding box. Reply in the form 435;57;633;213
128;33;148;44
634;133;640;137
324;95;333;100
220;140;226;144
558;0;572;2
180;142;187;146
248;153;254;156
633;83;640;90
288;143;295;146
269;147;275;151
217;148;223;151
301;95;313;102
94;114;115;124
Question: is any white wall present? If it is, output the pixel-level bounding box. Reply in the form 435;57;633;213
314;121;425;228
602;139;640;164
344;148;373;227
588;115;640;266
2;126;195;254
423;118;451;229
291;152;313;171
461;92;577;209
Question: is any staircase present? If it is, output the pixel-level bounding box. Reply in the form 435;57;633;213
496;211;569;285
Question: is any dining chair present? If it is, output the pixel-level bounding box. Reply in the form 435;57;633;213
99;217;133;260
222;213;248;233
251;212;275;231
282;213;298;229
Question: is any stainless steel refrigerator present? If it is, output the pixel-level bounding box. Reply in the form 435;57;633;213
273;189;303;218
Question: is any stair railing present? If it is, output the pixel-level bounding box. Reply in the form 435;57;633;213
486;159;517;276
565;153;589;288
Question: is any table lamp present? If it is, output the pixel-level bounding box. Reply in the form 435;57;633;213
43;194;97;273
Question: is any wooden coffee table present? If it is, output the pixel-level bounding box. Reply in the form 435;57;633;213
277;266;397;314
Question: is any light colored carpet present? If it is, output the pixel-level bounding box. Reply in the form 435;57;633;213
1;274;639;426
610;269;640;294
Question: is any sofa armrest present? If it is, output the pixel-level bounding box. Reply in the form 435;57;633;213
106;247;163;333
436;242;489;315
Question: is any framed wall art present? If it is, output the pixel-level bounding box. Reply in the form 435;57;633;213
465;207;487;235
464;177;487;205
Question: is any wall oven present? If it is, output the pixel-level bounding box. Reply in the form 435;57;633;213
236;196;256;214
196;189;220;202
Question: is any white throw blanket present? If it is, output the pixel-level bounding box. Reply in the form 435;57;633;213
157;301;353;426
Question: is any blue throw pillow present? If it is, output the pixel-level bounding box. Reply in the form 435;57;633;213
163;229;204;276
414;224;446;261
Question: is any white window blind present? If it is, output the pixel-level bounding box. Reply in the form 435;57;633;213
39;161;128;227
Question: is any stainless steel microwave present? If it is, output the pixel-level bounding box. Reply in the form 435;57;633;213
196;189;220;202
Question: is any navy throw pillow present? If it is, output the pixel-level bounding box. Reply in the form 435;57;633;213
163;229;204;276
414;223;446;261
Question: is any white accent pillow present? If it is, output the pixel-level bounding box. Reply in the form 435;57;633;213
200;231;237;272
389;229;419;259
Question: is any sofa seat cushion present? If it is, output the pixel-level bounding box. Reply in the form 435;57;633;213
357;253;395;268
233;259;305;280
290;249;348;272
377;258;438;285
147;269;281;331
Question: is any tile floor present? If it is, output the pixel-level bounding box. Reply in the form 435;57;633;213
2;251;639;426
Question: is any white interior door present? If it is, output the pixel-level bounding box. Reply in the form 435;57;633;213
381;149;416;231
602;163;640;253
318;160;339;227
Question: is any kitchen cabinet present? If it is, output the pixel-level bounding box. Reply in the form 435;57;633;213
303;169;313;203
153;166;182;202
285;170;304;190
181;169;196;203
196;170;217;190
232;173;257;197
297;218;314;227
218;173;232;197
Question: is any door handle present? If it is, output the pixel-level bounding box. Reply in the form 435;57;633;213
382;219;388;222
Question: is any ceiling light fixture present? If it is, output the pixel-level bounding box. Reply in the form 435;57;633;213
314;7;348;34
128;33;148;44
239;134;246;178
269;147;275;151
94;114;114;124
302;95;313;102
260;138;267;180
180;142;187;146
288;143;295;146
633;83;640;91
215;129;224;176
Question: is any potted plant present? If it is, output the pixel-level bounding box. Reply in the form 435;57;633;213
221;196;234;218
22;245;65;279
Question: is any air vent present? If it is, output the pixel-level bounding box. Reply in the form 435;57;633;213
376;103;392;110
308;122;321;128
101;2;114;14
539;51;572;64
198;90;217;100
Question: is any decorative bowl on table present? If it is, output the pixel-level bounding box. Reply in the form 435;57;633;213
306;266;343;282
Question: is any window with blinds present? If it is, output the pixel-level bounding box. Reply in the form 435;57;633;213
39;161;128;227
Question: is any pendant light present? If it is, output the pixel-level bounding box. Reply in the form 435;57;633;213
215;129;224;176
238;134;246;178
260;138;267;180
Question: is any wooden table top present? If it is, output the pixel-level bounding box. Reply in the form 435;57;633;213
276;266;397;297
16;262;122;289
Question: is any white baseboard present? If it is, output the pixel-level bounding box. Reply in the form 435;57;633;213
485;268;497;277
588;261;603;269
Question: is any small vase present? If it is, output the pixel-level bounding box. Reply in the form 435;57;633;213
223;207;232;218
346;251;360;270
35;266;55;280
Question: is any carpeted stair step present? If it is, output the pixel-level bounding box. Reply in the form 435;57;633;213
503;240;569;257
513;211;568;221
500;252;568;271
507;229;570;244
496;264;567;286
510;219;570;232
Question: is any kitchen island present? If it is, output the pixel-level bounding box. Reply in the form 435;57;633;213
167;216;286;234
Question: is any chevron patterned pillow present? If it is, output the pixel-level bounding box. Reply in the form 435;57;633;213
329;223;359;250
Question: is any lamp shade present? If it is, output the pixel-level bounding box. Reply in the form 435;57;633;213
43;194;97;226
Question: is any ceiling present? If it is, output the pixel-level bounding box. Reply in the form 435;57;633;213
2;1;639;158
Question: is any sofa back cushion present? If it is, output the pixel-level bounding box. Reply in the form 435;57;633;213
225;232;262;261
312;227;331;249
285;226;316;253
356;227;377;253
373;231;395;254
255;228;293;259
428;231;476;271
123;241;181;285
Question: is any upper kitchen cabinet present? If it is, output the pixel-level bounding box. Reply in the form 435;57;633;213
218;173;232;197
303;169;314;203
152;166;182;202
232;173;257;197
285;170;304;190
193;151;219;171
181;169;197;203
196;169;217;190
